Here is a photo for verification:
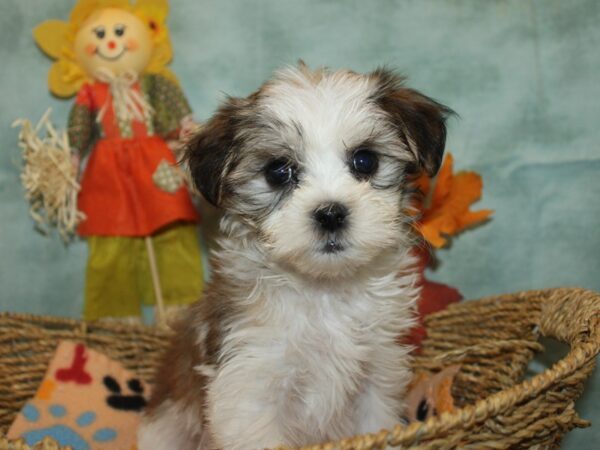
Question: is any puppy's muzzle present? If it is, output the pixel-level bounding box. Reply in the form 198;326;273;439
313;202;348;232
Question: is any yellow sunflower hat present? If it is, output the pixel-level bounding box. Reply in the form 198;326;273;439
33;0;178;98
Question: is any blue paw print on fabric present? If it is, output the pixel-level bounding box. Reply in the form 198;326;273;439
21;403;117;450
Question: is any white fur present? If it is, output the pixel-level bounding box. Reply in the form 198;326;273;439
139;66;425;450
206;240;418;449
138;401;209;450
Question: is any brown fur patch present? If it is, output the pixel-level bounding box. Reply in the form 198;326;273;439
185;98;252;207
145;269;239;423
370;69;454;176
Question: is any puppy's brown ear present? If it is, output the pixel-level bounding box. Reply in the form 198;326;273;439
373;70;454;176
185;99;246;207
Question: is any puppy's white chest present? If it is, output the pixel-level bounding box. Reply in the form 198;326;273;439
209;289;376;445
279;296;370;393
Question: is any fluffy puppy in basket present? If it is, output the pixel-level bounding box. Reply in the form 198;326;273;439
138;63;451;450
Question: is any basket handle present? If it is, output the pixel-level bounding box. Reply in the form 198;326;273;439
539;287;600;345
382;288;600;449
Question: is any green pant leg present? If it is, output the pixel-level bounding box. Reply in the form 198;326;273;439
140;224;204;307
84;236;143;320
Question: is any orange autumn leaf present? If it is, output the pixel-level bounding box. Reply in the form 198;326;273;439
416;153;493;248
404;365;461;423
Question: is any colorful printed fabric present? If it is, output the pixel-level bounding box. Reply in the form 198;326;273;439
67;103;95;158
152;159;185;194
84;223;204;320
8;341;150;450
142;74;192;139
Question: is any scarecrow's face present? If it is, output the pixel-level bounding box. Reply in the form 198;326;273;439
74;8;153;77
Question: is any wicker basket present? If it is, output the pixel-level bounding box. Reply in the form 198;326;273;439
1;287;599;449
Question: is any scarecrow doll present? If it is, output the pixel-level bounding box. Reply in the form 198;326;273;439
18;0;204;323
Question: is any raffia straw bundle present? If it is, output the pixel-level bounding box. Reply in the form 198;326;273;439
1;288;599;449
12;110;85;241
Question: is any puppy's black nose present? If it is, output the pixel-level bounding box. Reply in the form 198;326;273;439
313;203;348;232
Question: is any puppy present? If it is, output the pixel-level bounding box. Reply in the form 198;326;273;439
138;64;451;450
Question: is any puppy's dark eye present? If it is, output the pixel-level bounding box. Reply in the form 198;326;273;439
351;148;378;177
114;24;126;37
265;159;295;187
93;26;106;39
416;399;429;421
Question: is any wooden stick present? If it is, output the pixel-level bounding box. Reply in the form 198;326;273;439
145;236;166;327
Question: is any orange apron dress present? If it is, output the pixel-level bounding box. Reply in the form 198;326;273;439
73;80;199;236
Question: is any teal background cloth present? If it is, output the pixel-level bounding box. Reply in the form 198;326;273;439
0;0;598;447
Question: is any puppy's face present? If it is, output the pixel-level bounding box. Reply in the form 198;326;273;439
188;66;451;279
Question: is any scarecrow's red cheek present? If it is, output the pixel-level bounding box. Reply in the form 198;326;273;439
126;38;139;51
85;44;97;56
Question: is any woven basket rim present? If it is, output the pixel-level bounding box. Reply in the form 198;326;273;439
0;311;168;335
1;287;599;450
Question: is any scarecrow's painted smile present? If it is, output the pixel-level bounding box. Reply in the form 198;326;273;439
96;47;127;61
